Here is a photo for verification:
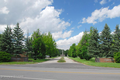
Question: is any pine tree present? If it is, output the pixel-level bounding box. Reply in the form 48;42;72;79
13;23;24;55
100;24;113;57
113;25;120;53
0;26;13;54
88;28;100;58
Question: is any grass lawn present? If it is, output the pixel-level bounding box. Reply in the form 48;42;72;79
58;57;66;62
0;58;49;65
69;57;120;68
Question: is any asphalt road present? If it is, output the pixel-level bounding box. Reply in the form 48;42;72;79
0;57;120;80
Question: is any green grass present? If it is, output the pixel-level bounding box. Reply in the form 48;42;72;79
0;58;49;65
69;57;120;68
58;57;66;62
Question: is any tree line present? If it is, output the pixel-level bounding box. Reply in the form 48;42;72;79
0;23;61;61
68;24;120;63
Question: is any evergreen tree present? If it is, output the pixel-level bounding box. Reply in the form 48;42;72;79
0;26;13;54
113;25;120;53
88;28;100;58
100;24;113;57
0;34;2;38
13;23;24;55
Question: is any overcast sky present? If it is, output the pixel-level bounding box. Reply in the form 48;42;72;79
0;0;120;50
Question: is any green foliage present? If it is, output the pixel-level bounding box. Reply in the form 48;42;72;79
100;24;113;57
13;23;24;54
0;34;1;50
42;32;58;57
57;49;63;56
31;29;46;60
114;52;120;63
113;25;120;53
0;26;13;54
88;28;100;58
0;51;12;62
77;32;91;60
64;50;68;56
68;43;77;58
25;31;33;57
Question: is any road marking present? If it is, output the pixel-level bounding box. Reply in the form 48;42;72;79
0;68;120;75
0;75;54;80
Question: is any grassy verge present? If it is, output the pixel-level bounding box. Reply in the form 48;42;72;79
69;57;120;68
0;58;49;65
58;57;66;62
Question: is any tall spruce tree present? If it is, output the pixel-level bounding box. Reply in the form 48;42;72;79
113;25;120;53
88;28;100;58
0;26;13;54
13;23;24;55
100;24;113;57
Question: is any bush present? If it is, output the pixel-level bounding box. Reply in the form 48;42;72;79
78;45;92;60
114;52;120;63
0;51;12;62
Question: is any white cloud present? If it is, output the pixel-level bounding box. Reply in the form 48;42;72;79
0;6;9;14
0;25;7;33
82;5;120;24
56;32;84;50
20;6;70;34
0;24;15;33
52;30;72;40
77;25;82;29
0;0;70;40
100;0;107;5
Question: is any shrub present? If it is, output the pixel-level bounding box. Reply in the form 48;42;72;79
78;45;92;60
114;52;120;63
0;51;12;62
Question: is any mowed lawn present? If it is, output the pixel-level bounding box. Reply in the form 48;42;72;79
69;57;120;68
0;58;49;65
